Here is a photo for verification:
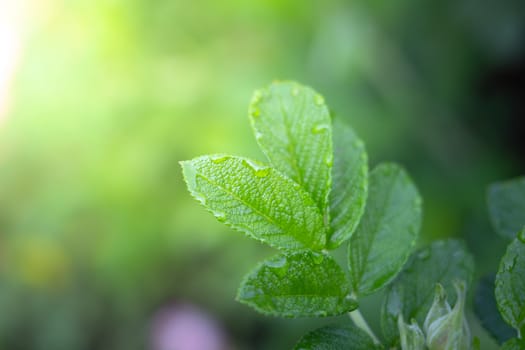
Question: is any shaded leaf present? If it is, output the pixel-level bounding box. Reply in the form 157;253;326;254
348;163;422;295
180;155;325;250
294;324;381;350
496;228;525;335
474;274;515;345
237;251;357;317
381;239;475;347
328;119;368;249
249;81;333;213
488;176;525;239
501;338;525;350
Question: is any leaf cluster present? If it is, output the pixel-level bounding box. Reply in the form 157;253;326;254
181;82;478;348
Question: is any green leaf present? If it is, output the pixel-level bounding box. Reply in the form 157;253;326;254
237;251;357;317
496;228;525;335
381;239;475;347
180;155;326;250
488;176;525;239
348;163;422;295
501;338;525;350
474;274;515;345
249;81;333;213
328;119;368;249
294;324;381;350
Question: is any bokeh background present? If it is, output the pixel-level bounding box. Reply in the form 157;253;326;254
1;0;524;349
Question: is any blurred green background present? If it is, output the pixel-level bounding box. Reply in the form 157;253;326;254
0;0;524;349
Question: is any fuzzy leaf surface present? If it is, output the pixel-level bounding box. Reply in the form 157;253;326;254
237;251;357;317
180;155;325;250
348;163;422;295
381;239;475;347
496;229;525;335
294;324;381;350
474;274;515;344
328;119;368;249
488;176;525;239
249;82;333;213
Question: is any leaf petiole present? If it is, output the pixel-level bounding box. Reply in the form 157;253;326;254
348;307;382;345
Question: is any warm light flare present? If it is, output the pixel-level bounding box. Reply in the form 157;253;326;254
0;0;27;123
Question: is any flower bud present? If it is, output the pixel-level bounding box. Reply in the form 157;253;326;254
398;314;425;350
424;283;451;334
425;280;471;350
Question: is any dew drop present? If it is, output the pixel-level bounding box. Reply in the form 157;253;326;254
312;124;330;134
267;256;288;268
518;228;525;243
252;91;262;104
255;131;263;141
312;253;324;265
314;94;325;106
214;211;227;222
254;168;270;177
193;192;207;205
417;248;430;260
242;159;270;177
211;155;229;164
325;154;333;167
315;310;328;317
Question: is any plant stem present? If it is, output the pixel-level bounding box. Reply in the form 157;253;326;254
348;308;381;345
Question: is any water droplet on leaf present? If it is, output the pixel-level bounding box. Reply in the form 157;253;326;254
518;227;525;243
312;124;329;134
324;154;333;167
417;248;430;260
314;94;325;106
193;192;207;205
211;155;228;164
242;159;270;177
266;256;288;268
312;253;324;265
214;211;226;222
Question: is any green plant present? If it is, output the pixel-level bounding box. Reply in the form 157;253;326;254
475;177;525;349
181;81;481;349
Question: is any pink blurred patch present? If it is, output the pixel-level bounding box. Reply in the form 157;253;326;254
150;303;229;350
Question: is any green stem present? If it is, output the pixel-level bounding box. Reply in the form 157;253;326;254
349;308;381;345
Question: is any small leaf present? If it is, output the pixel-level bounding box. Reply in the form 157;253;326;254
328;119;368;249
237;251;357;317
474;274;515;345
249;82;333;214
294;324;382;350
381;239;475;347
496;228;525;335
398;315;425;350
501;338;525;350
487;176;525;239
348;163;422;295
180;155;326;250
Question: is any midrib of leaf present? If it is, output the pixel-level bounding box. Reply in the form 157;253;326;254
195;172;283;230
353;171;398;292
278;94;305;189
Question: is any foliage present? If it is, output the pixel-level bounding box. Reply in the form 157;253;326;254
475;177;525;348
182;81;480;348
